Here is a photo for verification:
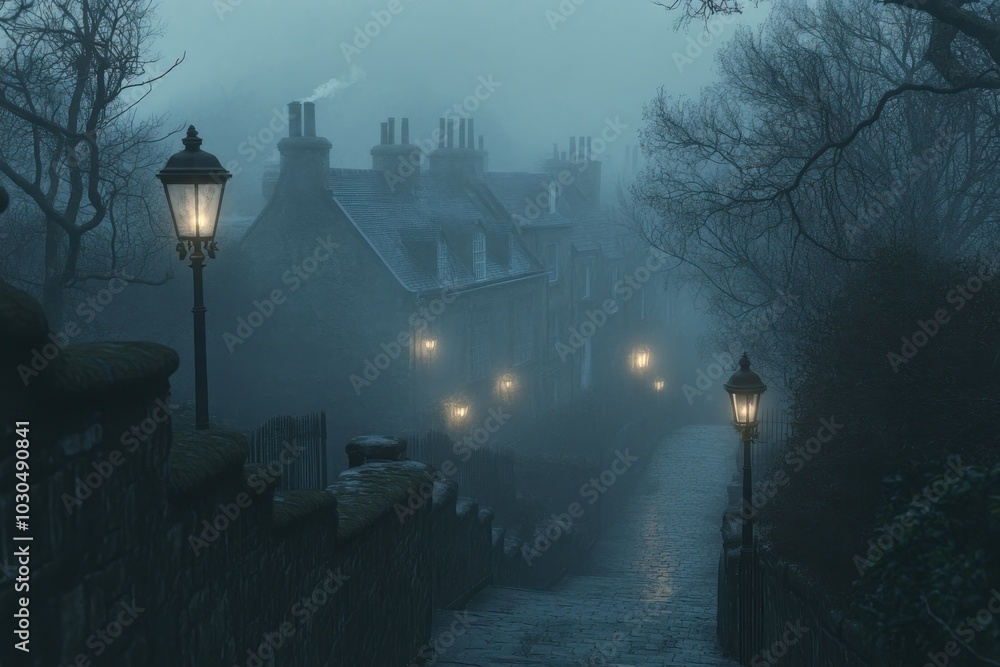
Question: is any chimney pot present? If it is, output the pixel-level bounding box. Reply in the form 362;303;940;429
438;118;445;149
401;117;409;145
288;101;302;138
459;119;467;149
467;119;474;150
303;102;316;137
447;119;454;148
380;122;388;146
388;117;395;145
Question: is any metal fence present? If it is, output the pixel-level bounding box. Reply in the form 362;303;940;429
405;430;518;512
752;407;794;482
248;411;328;491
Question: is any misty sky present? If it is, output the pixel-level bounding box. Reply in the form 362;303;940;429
145;0;768;213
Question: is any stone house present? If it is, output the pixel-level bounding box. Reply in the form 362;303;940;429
228;102;671;457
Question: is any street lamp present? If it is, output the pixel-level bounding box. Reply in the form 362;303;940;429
498;373;515;402
723;352;767;665
157;126;231;430
629;345;651;374
445;400;469;424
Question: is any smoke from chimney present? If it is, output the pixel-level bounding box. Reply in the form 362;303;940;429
302;66;366;103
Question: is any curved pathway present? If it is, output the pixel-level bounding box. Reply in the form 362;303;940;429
429;424;740;667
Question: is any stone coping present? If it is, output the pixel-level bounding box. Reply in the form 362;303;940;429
169;429;248;494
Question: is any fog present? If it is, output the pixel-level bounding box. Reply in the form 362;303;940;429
146;0;769;213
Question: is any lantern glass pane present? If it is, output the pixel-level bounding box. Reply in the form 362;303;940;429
166;182;224;240
729;392;760;425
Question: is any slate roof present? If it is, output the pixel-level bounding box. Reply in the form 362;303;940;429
327;169;546;293
484;172;628;260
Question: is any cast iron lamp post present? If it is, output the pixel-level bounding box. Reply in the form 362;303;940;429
724;352;767;666
156;126;231;430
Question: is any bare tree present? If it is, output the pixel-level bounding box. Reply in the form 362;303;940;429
632;0;1000;376
0;0;183;325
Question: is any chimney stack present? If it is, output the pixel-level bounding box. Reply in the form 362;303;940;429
467;119;474;149
288;101;302;138
276;101;331;197
447;119;454;148
303;102;316;137
370;114;421;187
459;119;467;149
569;136;577;161
439;118;445;148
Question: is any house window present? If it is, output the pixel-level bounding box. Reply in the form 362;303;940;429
468;301;491;380
544;243;558;283
437;240;449;283
513;296;535;364
473;232;486;281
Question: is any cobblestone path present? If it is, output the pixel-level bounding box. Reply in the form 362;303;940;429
429;425;740;667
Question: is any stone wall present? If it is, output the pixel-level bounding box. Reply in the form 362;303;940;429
717;473;874;666
0;280;489;666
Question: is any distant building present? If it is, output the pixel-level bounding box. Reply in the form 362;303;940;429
228;102;675;450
